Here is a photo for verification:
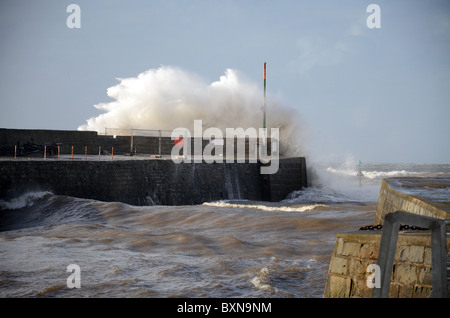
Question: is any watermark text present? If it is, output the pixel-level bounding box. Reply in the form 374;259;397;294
171;120;279;174
366;4;381;29
366;264;380;289
66;264;81;288
66;4;81;29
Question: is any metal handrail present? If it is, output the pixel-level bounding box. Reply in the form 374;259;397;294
373;211;448;298
103;128;175;137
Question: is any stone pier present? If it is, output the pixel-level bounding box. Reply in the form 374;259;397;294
324;177;450;298
0;128;307;206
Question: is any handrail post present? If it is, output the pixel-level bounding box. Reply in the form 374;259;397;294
159;130;162;157
373;211;447;298
373;213;399;298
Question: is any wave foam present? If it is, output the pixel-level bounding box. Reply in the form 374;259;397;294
361;169;416;179
250;267;273;291
325;167;419;179
78;66;306;157
0;191;52;210
203;201;325;212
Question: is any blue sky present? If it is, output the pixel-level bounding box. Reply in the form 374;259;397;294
0;0;449;163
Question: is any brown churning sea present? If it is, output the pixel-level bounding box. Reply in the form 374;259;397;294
0;162;448;297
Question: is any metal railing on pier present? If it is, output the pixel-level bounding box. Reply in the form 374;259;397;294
373;211;448;298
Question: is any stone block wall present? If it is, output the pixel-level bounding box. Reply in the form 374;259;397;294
375;178;450;224
0;128;171;156
262;157;307;201
0;128;272;158
0;128;307;206
323;232;450;298
0;158;306;206
0;129;98;155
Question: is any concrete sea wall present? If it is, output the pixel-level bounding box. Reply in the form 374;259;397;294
0;128;272;157
0;129;307;205
324;177;450;298
0;128;192;156
0;158;307;206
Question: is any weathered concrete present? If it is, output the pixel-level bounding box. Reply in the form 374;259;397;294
0;128;271;158
262;157;307;201
0;157;307;206
0;128;307;205
0;128;195;156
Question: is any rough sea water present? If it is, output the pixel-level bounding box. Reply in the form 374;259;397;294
0;162;449;298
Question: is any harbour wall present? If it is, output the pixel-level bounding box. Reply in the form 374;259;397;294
323;231;450;298
375;178;450;224
0;158;306;206
0;128;272;157
324;177;450;298
0;128;207;157
0;129;307;205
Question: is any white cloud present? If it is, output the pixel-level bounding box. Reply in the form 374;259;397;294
290;36;351;74
347;21;366;36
